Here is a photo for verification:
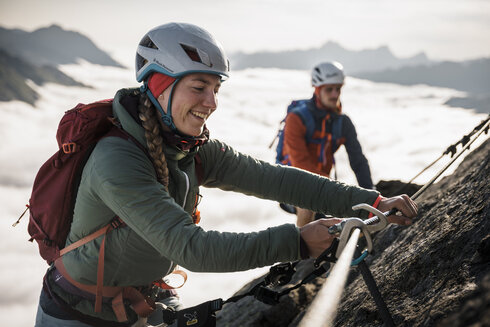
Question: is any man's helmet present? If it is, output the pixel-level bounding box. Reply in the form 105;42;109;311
135;22;230;82
311;61;345;87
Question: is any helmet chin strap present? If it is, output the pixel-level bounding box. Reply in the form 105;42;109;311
141;79;181;132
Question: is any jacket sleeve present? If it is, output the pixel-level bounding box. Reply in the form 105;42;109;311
342;115;374;189
283;113;324;175
199;139;379;217
85;137;301;273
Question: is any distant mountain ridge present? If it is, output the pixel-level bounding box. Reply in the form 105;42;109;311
354;58;490;94
0;24;123;67
230;41;432;73
0;24;121;105
0;49;88;105
354;58;490;113
231;43;489;113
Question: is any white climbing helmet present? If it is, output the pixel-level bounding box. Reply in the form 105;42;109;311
135;22;230;82
311;61;345;87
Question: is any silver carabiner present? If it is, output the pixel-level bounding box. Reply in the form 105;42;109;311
329;203;390;258
351;203;389;234
334;217;373;258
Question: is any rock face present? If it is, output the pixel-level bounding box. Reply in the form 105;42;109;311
216;138;490;326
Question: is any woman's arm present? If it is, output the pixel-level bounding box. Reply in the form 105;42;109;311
198;139;379;218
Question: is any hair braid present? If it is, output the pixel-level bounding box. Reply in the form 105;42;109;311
138;92;170;190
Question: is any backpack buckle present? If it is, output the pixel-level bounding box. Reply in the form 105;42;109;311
62;142;77;154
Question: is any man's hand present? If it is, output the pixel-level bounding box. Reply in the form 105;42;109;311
377;194;418;226
300;218;342;258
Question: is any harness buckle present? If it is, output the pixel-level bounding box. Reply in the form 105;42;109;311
264;261;297;286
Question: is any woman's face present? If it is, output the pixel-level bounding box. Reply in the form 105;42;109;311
157;73;221;136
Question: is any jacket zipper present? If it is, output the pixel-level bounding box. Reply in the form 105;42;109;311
164;171;191;277
182;171;190;208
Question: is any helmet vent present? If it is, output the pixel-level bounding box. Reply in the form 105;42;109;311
180;44;202;63
140;35;158;50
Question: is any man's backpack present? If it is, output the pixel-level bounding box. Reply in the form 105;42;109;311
271;99;344;165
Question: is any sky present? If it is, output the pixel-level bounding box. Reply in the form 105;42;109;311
1;0;490;67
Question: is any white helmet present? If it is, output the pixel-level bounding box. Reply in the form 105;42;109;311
311;61;345;87
135;22;230;82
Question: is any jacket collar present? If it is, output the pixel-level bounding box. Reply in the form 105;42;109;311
112;88;203;161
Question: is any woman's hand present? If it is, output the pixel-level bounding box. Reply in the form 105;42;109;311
377;194;418;226
300;195;417;258
300;218;342;258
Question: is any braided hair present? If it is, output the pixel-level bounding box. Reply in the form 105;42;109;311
137;92;170;190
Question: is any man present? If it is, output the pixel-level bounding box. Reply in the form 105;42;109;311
281;61;373;227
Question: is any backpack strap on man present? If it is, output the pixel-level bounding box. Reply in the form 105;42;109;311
288;100;316;144
331;114;344;152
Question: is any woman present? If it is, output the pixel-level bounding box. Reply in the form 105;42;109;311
35;22;417;327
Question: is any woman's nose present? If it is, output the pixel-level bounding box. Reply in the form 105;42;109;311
202;90;218;109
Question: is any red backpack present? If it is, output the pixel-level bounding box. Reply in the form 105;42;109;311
20;99;131;264
14;99;194;322
14;100;159;321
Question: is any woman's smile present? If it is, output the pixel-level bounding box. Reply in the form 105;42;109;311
190;110;209;121
158;73;220;136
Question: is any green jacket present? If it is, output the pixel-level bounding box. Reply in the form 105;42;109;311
50;88;379;321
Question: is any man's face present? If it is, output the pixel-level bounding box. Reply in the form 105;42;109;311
318;84;343;110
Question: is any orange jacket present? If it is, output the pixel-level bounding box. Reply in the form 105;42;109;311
283;112;338;177
282;98;373;188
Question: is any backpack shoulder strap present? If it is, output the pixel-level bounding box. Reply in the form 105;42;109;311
331;114;344;142
289;101;316;143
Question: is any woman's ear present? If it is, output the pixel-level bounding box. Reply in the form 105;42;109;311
157;93;167;114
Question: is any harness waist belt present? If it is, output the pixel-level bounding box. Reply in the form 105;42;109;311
53;259;155;322
52;267;113;303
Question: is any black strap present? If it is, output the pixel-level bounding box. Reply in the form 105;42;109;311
354;248;395;327
223;241;340;306
161;299;223;327
159;238;393;326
